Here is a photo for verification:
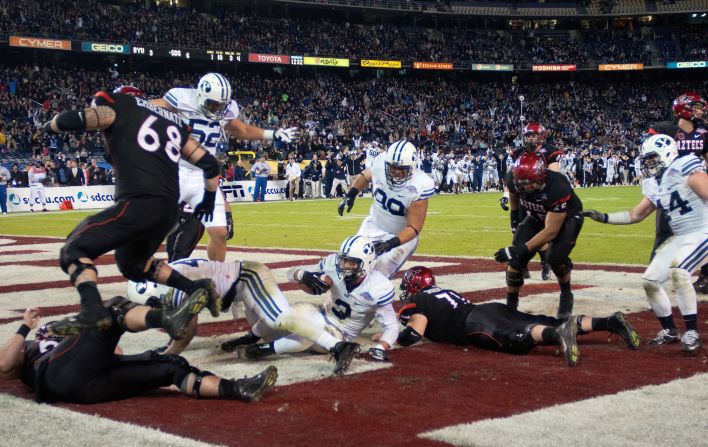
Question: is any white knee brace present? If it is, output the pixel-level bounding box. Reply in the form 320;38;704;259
642;277;672;318
671;268;698;316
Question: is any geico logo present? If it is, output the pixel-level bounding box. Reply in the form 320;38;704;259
92;43;125;52
677;61;706;68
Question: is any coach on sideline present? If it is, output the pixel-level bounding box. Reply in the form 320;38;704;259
0;164;9;214
251;155;272;202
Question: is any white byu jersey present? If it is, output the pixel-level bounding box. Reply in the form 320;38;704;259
364;144;381;169
364;153;435;235
318;254;396;341
164;88;240;170
642;155;706;235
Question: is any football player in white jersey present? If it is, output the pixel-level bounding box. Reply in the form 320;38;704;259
231;236;397;374
152;73;299;261
364;141;381;170
446;156;459;193
338;140;435;278
584;135;707;354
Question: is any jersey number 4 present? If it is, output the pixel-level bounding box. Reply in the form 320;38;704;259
658;191;693;217
138;115;182;162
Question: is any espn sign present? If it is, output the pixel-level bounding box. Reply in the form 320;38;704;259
667;61;708;69
81;42;130;54
413;61;453;70
9;36;70;51
598;63;644;71
532;64;577;72
248;53;291;64
360;59;402;69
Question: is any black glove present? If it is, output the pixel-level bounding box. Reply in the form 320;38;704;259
300;271;331;295
494;244;531;264
510;210;520;233
368;347;389;362
193;189;216;223
338;187;360;216
226;211;234;240
582;209;607;223
373;237;401;256
500;196;509;211
42;120;56;134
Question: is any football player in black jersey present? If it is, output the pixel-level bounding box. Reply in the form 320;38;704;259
0;304;277;404
495;151;584;319
396;267;641;367
43;86;223;336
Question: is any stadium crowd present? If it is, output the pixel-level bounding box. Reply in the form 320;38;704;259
1;0;705;66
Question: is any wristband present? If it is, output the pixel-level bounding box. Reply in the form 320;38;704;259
346;187;360;199
263;130;274;141
606;211;631;225
16;324;31;338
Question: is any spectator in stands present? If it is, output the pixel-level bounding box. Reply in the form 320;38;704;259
285;156;301;201
331;158;349;198
66;160;85;186
307;154;323;199
233;160;246;181
9;163;27;188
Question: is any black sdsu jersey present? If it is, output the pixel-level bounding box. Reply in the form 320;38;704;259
409;288;476;345
510;170;583;222
92;91;191;200
650;120;707;157
20;339;57;391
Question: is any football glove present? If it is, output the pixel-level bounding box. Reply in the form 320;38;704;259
499;196;509;211
582;209;607;223
510;210;520;233
338;187;360;216
494;244;531;264
274;127;300;143
300;271;331;295
373;237;401;256
193;189;216;223
226;211;234;240
368;346;389;362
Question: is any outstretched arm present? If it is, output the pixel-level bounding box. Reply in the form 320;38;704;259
584;197;656;224
0;308;40;380
45;106;116;132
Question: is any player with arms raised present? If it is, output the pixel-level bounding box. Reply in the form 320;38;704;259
584;135;707;354
338;140;435;278
152;73;299;261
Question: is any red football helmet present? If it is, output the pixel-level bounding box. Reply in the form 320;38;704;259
512;151;547;193
113;85;145;98
672;92;705;120
400;266;436;300
523;122;547;148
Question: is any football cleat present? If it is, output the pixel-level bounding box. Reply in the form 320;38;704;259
226;366;278;402
221;332;261;352
240;343;276;360
52;304;114;336
555;317;580;367
680;330;701;355
161;287;208;340
648;328;680;346
541;262;551;281
192;279;221;317
330;341;361;375
607;312;641;350
693;276;708;294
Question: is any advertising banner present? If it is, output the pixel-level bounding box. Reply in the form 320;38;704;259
666;61;708;69
360;59;402;69
532;64;577;72
248;53;291;64
413;61;453;70
303;57;350;67
598;63;644;71
6;185;117;213
81;41;130;54
9;36;71;51
220;180;289;202
471;63;514;71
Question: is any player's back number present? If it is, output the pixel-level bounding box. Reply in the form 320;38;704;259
137;115;182;162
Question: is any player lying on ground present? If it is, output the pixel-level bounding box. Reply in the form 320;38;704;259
583;134;707;354
0;299;277;404
43;86;222;336
338;140;434;278
396;267;641;367
127;255;361;375
222;235;399;374
495;151;584;319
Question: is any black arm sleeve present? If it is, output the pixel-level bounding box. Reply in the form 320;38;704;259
193;152;220;178
397;326;423;347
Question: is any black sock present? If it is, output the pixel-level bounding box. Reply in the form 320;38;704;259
559;281;572;296
541;326;557;344
591;317;610;332
166;270;197;294
145;308;163;329
218;379;244;400
539;250;547;263
701;265;708;277
658;315;677;331
77;281;102;308
507;292;519;309
258;342;276;355
683;314;698;331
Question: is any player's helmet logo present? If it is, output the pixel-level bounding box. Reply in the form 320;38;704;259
336;236;376;281
384;140;417;189
640;134;677;178
35;321;65;347
399;266;436;301
196;73;232;120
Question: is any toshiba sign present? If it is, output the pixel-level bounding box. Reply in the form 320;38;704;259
532;64;577;72
10;36;71;51
248;53;291;64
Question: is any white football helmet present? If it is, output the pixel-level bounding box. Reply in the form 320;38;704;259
640;134;678;178
126;280;173;306
384;140;418;188
196;73;232;120
336;235;376;281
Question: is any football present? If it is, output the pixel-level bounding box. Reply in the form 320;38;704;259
299;273;333;295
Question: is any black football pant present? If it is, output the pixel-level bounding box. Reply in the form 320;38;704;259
511;214;583;272
465;302;562;354
166;210;205;262
60;196;179;281
42;299;191;404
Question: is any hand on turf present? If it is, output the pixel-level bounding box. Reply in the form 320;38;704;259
300;271;331;295
582;209;607;223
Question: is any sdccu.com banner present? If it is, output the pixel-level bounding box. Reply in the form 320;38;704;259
220;180;288;202
6;185;116;212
